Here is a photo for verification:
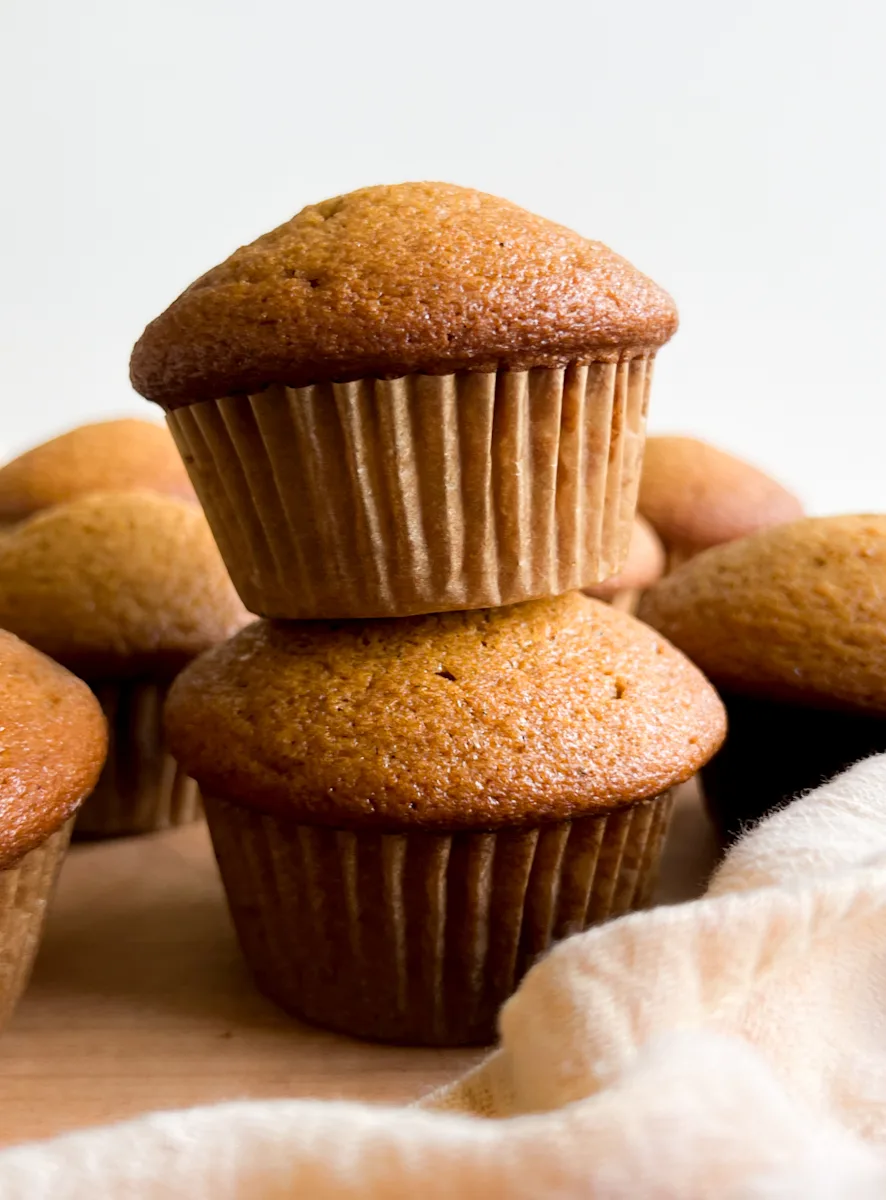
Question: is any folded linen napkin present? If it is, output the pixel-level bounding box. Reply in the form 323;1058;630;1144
4;755;886;1198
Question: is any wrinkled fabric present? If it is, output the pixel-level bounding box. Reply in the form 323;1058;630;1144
5;756;886;1198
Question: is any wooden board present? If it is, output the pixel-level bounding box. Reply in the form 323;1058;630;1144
0;782;720;1147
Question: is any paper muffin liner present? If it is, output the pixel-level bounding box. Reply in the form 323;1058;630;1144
77;680;201;837
0;820;72;1029
204;789;673;1046
167;357;655;619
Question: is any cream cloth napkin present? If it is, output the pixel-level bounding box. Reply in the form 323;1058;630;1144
5;755;886;1198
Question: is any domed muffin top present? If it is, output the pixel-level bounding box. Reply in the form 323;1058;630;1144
0;630;107;867
0;491;249;679
0;419;195;523
165;592;724;831
639;515;886;712
638;436;803;556
131;182;679;408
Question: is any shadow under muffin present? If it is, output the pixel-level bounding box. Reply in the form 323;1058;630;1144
701;692;886;841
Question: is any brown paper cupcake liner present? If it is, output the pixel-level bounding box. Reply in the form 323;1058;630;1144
0;820;72;1029
168;357;655;619
204;790;673;1046
77;680;201;837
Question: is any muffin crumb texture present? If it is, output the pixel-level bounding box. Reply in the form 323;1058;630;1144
166;592;725;830
131;181;678;406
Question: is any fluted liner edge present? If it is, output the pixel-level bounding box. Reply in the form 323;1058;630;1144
0;820;73;1029
77;680;201;837
168;358;653;619
204;790;674;1046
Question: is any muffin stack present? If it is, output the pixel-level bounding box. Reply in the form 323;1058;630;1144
131;182;726;1045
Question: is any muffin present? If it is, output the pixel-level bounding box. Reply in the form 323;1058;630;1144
0;491;249;836
0;631;107;1025
130;182;678;620
584;515;665;613
165;592;724;1046
0;419;195;528
638;436;803;569
639;515;886;839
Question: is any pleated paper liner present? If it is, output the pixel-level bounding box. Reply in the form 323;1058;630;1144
205;790;674;1047
77;680;201;838
168;357;655;620
0;820;73;1029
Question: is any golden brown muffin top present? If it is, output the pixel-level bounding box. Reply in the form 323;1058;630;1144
165;593;725;831
130;182;679;409
0;419;195;522
639;515;886;713
0;491;249;680
638;436;803;556
585;516;665;600
0;630;107;868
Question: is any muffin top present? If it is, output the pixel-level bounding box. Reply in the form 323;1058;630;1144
638;436;803;555
165;592;725;831
0;419;195;523
130;182;679;409
0;491;249;680
585;516;665;599
639;515;886;713
0;631;107;867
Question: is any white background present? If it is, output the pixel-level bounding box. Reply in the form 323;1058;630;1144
1;0;883;514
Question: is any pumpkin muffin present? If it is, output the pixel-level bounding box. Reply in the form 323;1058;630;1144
638;436;803;569
0;631;106;1025
0;419;195;528
131;182;678;620
639;515;886;839
585;515;665;613
165;591;724;1046
0;491;249;836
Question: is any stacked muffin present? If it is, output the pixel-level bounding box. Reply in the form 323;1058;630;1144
131;182;726;1045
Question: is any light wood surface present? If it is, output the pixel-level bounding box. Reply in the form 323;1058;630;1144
0;782;720;1147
